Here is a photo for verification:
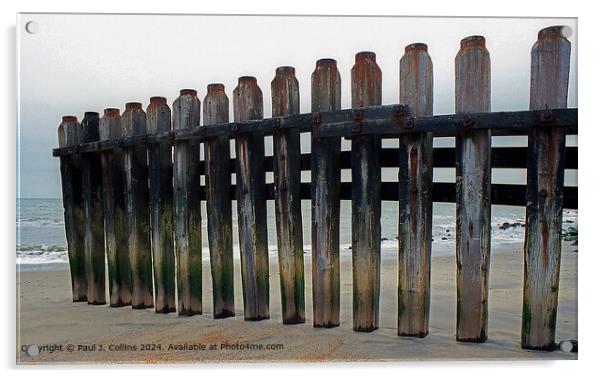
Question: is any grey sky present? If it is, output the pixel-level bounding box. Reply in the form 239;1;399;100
17;14;577;198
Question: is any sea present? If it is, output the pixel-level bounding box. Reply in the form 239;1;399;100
16;198;578;271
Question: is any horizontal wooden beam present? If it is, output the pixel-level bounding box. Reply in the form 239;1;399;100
52;107;577;156
196;146;578;173
195;182;577;209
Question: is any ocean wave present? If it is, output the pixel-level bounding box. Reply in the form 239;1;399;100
17;244;69;265
17;217;64;227
15;209;577;265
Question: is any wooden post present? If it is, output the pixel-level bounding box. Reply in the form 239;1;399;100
398;43;434;337
522;26;571;351
99;108;132;307
122;102;154;309
455;36;492;342
80;112;106;305
202;84;235;319
271;66;305;324
147;97;176;314
57;116;87;302
173;89;203;316
233;76;270;321
311;59;342;328
351;51;382;332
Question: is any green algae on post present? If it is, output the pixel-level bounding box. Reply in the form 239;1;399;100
233;77;270;321
147;97;176;314
173;90;203;316
122;102;154;309
203;84;235;319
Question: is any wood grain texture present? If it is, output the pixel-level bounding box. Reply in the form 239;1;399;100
311;59;342;328
99;108;132;307
122;102;154;309
80;112;106;305
454;36;492;342
57;116;87;302
398;43;433;337
233;77;270;321
147;97;176;314
271;67;305;324
522;26;571;351
53;107;577;158
351;52;382;332
203;84;235;319
173;90;203;316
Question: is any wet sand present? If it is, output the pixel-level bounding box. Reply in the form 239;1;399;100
16;242;577;364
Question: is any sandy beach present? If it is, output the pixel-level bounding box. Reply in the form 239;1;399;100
16;242;577;364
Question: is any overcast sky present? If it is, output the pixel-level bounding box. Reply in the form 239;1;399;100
17;14;577;198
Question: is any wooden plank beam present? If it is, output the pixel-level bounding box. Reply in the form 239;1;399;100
57;116;87;302
455;36;492;342
398;43;434;338
147;97;176;314
272;67;305;324
234;77;270;321
203;84;235;319
80;111;106;305
99;108;132;307
522;25;572;351
311;58;342;328
52;108;578;157
351;51;382;332
122;102;153;309
173;90;203;316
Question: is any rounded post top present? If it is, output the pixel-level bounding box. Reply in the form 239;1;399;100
538;25;567;40
61;115;78;123
238;76;257;85
125;102;142;110
315;58;337;68
275;66;295;76
460;35;486;49
207;83;225;93
355;51;376;63
179;89;197;96
84;111;99;118
149;96;167;105
103;108;120;117
405;43;428;53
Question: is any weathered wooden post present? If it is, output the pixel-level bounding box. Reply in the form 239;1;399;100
147;97;176;314
311;59;342;328
202;84;235;319
99;108;132;307
233;76;270;321
122;102;154;309
398;43;434;337
455;36;492;342
173;89;203;316
80;112;106;305
57;116;87;302
351;51;382;332
522;25;571;351
271;66;305;324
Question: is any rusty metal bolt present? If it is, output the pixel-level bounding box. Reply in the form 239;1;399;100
462;117;475;128
352;109;364;133
311;112;321;126
392;105;405;117
273;117;281;130
540;109;555;123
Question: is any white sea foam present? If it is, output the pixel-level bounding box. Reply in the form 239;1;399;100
16;199;578;266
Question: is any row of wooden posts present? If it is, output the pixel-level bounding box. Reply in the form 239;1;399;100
55;26;572;351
